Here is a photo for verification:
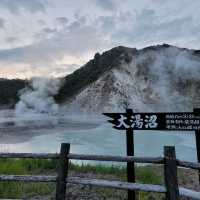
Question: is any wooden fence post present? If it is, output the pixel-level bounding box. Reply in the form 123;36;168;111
194;108;200;183
164;146;179;200
56;143;70;200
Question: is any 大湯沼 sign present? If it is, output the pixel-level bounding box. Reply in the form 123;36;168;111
103;110;200;131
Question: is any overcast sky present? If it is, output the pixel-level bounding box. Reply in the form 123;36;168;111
0;0;199;79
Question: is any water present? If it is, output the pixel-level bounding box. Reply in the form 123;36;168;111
0;110;197;163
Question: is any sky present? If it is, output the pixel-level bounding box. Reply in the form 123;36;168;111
0;0;199;79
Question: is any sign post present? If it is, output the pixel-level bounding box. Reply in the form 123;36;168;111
126;109;135;200
104;108;200;196
194;108;200;182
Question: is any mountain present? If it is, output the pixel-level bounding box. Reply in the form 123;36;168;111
55;46;136;102
58;44;200;113
1;44;200;113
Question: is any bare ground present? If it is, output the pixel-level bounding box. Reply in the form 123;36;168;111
29;167;200;200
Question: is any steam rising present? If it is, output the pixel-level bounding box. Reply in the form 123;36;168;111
13;45;200;114
15;77;62;115
64;45;200;113
133;46;200;111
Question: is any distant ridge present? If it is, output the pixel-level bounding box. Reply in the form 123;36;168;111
58;44;200;113
55;46;137;102
0;44;200;113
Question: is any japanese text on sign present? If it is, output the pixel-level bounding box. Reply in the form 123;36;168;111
103;110;200;131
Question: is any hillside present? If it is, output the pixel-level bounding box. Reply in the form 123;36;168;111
60;44;200;113
0;44;200;113
55;46;136;102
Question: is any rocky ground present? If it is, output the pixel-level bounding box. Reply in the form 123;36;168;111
28;167;200;200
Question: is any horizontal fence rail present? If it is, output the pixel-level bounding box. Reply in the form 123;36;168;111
0;175;199;199
177;160;200;170
0;152;200;170
0;153;59;159
68;154;164;164
0;175;56;182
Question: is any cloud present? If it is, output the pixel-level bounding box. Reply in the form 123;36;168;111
0;0;200;78
94;0;116;10
56;17;69;26
107;8;200;48
0;7;199;69
0;62;80;79
42;27;57;34
0;0;47;14
50;64;79;77
5;36;19;43
37;19;46;26
0;17;106;66
34;27;58;41
0;18;5;29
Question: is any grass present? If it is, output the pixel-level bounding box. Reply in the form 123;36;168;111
0;182;55;199
70;162;163;184
0;158;57;199
0;158;164;199
0;158;57;175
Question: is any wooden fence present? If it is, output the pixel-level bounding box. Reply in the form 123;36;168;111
0;143;200;200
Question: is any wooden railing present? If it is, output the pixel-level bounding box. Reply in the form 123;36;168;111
0;143;199;200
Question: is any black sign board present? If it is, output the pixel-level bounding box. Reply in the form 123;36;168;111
103;110;200;131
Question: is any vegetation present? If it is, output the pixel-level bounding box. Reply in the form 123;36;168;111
0;158;164;199
0;158;196;199
55;46;135;102
0;78;26;107
0;158;56;199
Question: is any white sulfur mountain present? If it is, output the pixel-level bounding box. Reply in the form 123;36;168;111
60;44;200;114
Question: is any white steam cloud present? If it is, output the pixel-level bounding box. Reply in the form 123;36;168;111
15;77;62;115
133;46;200;111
